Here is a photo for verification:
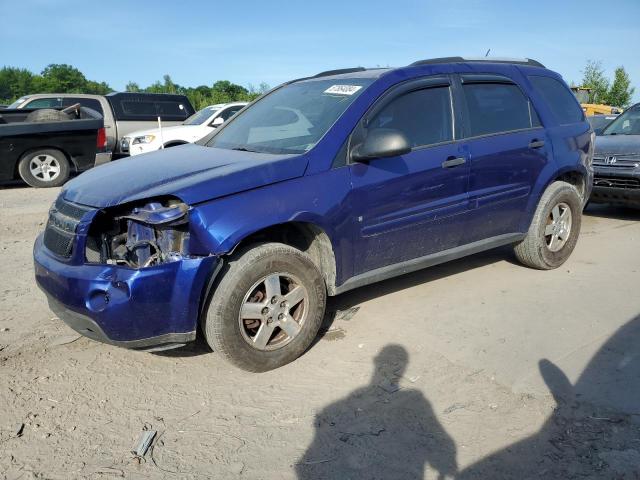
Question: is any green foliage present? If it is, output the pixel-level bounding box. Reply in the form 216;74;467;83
581;60;610;104
125;81;141;92
580;61;635;108
605;67;635;108
0;67;35;101
0;64;269;110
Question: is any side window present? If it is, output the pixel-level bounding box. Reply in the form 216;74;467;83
25;98;61;109
62;98;104;115
219;106;243;122
462;83;534;137
528;76;585;125
368;87;453;148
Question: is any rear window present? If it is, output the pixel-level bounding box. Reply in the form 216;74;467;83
25;98;62;109
462;82;538;137
529;76;585;125
62;98;104;115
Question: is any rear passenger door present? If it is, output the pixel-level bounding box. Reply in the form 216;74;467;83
348;77;470;275
458;74;551;243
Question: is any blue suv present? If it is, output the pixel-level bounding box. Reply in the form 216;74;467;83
34;57;594;371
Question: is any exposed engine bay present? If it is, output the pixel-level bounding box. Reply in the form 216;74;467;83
86;199;190;268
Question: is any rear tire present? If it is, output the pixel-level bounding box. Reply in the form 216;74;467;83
514;181;582;270
203;243;326;372
18;149;70;188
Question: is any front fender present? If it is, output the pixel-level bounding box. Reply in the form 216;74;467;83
188;169;354;282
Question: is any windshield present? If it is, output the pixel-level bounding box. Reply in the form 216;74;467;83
603;107;640;135
7;97;27;109
207;78;374;154
183;106;220;125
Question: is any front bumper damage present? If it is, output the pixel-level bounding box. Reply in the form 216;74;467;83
33;197;219;351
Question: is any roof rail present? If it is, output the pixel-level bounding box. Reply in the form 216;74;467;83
312;67;366;78
410;56;545;68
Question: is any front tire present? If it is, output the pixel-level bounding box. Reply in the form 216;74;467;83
203;243;326;372
514;181;582;270
18;149;70;188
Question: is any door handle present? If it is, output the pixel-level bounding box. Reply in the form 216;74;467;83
529;139;545;149
442;156;466;168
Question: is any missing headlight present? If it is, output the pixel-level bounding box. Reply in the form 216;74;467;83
86;199;190;268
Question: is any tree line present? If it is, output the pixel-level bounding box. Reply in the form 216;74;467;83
0;64;269;110
1;61;635;110
577;61;635;108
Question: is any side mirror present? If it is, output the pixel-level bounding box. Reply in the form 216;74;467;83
593;127;604;136
351;128;411;162
211;117;225;127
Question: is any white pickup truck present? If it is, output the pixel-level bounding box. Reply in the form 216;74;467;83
121;102;247;156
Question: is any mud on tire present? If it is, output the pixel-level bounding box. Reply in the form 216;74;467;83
514;181;583;270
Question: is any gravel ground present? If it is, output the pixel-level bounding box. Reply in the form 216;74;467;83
1;184;639;479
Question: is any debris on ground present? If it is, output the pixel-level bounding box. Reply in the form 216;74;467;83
132;429;156;457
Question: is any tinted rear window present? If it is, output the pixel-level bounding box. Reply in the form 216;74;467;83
529;76;584;125
462;83;536;137
62;97;104;115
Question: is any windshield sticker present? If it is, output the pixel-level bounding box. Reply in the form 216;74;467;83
324;85;362;96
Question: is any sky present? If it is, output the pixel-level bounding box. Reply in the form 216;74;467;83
1;0;639;100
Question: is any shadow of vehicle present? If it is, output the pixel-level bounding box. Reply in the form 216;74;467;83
584;202;640;221
315;246;510;345
296;345;458;479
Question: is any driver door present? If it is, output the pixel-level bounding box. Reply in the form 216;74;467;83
347;77;471;276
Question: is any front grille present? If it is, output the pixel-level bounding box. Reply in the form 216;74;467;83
593;176;640;189
43;197;94;258
593;155;640;169
43;227;75;257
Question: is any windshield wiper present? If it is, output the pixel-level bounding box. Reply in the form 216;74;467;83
231;146;260;153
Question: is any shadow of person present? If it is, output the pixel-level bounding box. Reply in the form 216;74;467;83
458;314;640;479
296;345;457;480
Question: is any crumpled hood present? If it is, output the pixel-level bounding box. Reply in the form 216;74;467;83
594;135;640;156
62;144;306;208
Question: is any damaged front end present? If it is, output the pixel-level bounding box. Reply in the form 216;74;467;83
34;195;220;351
86;199;191;268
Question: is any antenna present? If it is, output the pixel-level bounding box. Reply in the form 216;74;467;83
485;49;491;57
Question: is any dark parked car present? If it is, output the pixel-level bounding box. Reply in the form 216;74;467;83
0;106;108;187
591;103;640;207
34;57;593;371
587;114;618;134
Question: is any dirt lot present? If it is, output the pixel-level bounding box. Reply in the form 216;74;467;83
1;184;639;479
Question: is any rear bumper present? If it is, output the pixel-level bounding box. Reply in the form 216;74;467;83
33;233;219;351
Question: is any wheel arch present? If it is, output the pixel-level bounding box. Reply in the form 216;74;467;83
227;221;339;295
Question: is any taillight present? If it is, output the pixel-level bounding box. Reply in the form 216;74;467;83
96;127;107;150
